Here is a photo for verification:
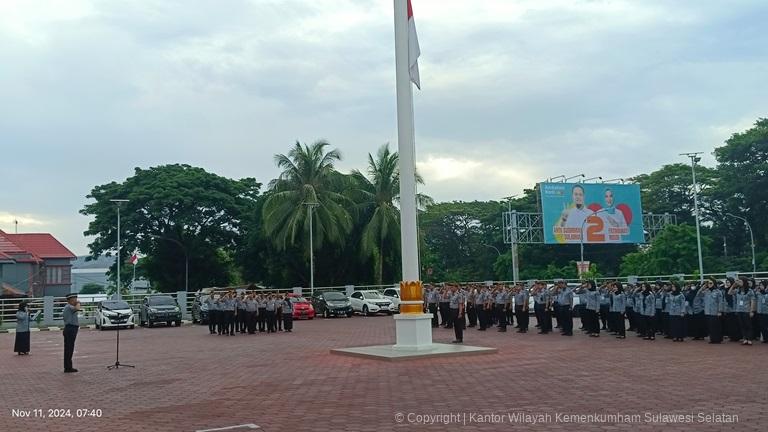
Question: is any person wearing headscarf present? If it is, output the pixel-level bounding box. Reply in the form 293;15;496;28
640;283;656;341
701;278;724;344
668;283;687;342
729;277;756;346
756;280;768;343
610;282;626;339
14;301;32;355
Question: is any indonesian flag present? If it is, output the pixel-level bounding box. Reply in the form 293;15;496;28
408;0;421;89
129;254;139;266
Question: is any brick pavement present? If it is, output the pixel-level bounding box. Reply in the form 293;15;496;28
0;316;765;432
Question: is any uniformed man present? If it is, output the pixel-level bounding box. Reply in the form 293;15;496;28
257;294;267;332
265;294;277;333
62;293;80;373
245;293;258;334
466;285;477;328
514;284;530;333
205;294;218;335
276;294;284;331
559;281;574;336
494;286;509;332
476;285;488;331
535;282;552;334
282;294;294;333
439;287;451;328
225;292;237;336
449;285;465;343
427;286;440;328
237;293;247;334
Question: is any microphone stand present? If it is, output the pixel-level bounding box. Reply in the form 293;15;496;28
105;309;135;370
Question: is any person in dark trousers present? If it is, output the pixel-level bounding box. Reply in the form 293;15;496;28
514;284;530;333
689;283;707;340
599;286;611;331
668;283;687;342
440;287;452;328
265;295;277;333
224;292;236;336
475;286;488;331
559;281;574;336
610;282;626;339
257;294;267;332
205;294;218;335
449;285;465;343
701;279;724;344
237;293;247;333
245;293;258;334
466;286;477;328
282;295;294;332
62;293;81;373
640;284;656;340
14;301;32;355
730;278;756;346
756;280;768;343
426;286;440;328
494;286;509;332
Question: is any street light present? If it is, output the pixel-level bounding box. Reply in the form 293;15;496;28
109;199;129;301
504;194;520;282
726;213;756;276
304;201;320;297
602;178;624;184
150;235;189;292
565;174;585;182
481;243;501;256
580;209;607;265
582;176;602;183
681;152;705;283
547;175;566;182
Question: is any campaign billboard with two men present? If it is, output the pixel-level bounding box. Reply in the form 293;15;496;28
539;182;645;244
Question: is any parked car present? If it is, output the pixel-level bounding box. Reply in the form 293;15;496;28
94;300;135;330
312;291;353;318
191;294;211;324
350;290;393;316
287;294;315;320
381;287;401;313
139;295;182;327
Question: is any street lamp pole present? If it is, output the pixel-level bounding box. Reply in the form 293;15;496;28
504;195;520;282
681;152;705;282
150;235;188;292
726;213;756;276
110;199;129;300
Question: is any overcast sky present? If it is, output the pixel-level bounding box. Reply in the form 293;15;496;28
1;0;767;255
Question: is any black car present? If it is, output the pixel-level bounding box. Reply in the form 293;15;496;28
139;295;182;327
312;291;353;318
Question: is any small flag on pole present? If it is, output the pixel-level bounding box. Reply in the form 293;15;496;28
129;254;139;266
407;0;421;89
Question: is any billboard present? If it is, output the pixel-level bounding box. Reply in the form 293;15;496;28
540;182;644;244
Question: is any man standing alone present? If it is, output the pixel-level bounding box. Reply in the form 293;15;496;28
63;293;81;373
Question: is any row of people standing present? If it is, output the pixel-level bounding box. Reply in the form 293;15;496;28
204;291;295;335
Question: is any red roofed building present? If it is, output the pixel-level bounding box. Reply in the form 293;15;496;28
0;229;76;297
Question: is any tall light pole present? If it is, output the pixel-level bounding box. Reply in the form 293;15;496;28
110;199;129;300
304;202;320;297
580;209;607;266
504;195;520;282
150;235;189;292
681;152;705;282
726;213;756;276
565;174;585;183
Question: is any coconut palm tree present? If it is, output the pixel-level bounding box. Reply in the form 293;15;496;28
263;140;353;252
350;144;433;284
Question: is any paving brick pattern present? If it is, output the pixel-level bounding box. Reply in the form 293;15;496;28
0;316;765;431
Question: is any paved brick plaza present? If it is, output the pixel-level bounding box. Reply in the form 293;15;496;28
1;316;765;432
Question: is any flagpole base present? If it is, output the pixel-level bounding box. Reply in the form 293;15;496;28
393;313;433;351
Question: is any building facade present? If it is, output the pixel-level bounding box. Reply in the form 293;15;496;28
0;230;76;297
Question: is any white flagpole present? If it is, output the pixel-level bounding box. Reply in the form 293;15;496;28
394;0;419;283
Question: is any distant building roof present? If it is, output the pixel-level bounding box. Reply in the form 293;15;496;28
0;229;76;261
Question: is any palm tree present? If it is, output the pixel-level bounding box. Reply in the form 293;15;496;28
263;141;353;252
350;144;433;284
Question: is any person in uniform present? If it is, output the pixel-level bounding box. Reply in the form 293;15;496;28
14;301;32;355
514;284;530;333
536;281;553;334
668;283;687;342
257;294;267;332
475;286;488;331
449;285;465;343
625;285;636;332
599;284;611;331
730;278;756;346
205;294;218;335
610;282;626;339
245;293;258;334
640;283;656;340
227;292;238;336
440;287;451;328
265;294;277;333
466;285;477;328
494;286;509;332
701;278;724;344
276;294;284;331
558;281;574;336
237;293;247;334
756;280;768;343
584;281;601;337
427;286;440;328
282;294;294;332
62;293;81;372
689;283;707;340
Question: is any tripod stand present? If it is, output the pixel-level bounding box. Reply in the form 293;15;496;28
106;311;135;370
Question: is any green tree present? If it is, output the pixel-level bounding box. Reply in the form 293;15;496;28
262;141;353;253
79;283;105;294
80;164;260;292
620;224;711;276
349;144;432;284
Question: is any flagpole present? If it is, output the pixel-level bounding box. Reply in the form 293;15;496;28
394;0;419;285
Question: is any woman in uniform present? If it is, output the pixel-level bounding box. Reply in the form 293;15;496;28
730;278;756;346
701;278;724;344
668;283;687;342
14;301;32;355
610;282;626;339
756;280;768;343
641;283;656;340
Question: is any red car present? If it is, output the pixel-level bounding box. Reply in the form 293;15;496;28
288;294;315;320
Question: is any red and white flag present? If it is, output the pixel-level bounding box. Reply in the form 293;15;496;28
129;254;139;266
407;0;421;89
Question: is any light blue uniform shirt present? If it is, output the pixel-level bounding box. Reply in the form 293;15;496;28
733;290;755;313
642;294;656;317
756;291;768;314
668;293;686;316
585;290;600;311
63;304;79;326
704;289;723;316
610;293;625;313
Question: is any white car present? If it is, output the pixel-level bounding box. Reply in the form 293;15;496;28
94;300;135;330
381;287;401;313
350;290;393;316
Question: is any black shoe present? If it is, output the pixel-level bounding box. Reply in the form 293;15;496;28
64;368;78;373
451;340;463;344
561;333;573;336
477;328;486;331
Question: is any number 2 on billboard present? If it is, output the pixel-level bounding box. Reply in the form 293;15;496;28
586;215;605;242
